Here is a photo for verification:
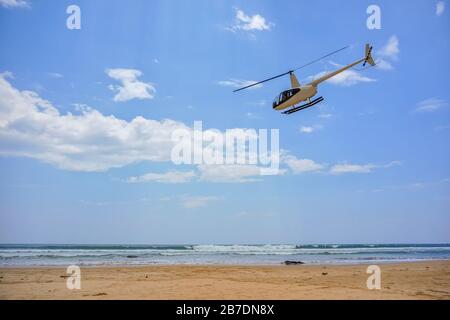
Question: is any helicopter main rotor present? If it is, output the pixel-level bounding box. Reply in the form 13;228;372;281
233;45;349;92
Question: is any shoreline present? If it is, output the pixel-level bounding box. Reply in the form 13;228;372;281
1;258;450;269
1;261;449;299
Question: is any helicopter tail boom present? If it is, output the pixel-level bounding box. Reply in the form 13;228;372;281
308;44;374;87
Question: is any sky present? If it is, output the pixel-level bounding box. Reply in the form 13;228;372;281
0;0;449;244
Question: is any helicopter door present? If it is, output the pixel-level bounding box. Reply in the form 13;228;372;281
273;88;300;108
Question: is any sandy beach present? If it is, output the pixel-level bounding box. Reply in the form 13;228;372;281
0;261;449;300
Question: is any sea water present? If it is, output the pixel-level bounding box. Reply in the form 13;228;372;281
1;243;449;266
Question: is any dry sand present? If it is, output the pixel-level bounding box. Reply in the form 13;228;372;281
1;261;449;300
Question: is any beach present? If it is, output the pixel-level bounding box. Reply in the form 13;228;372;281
1;261;449;300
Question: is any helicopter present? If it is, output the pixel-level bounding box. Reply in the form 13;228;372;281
234;44;375;115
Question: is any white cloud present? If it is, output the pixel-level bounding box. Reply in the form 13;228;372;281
0;72;404;184
373;35;400;71
378;35;400;60
0;72;188;171
330;163;375;174
127;164;277;184
329;69;376;86
311;69;376;87
198;164;265;183
300;126;314;134
282;154;324;174
47;72;63;79
227;8;273;33
329;161;401;175
106;68;156;102
282;152;401;176
180;195;220;209
0;0;29;8
375;59;393;71
128;162;282;184
436;1;445;16
300;125;322;134
0;73;277;180
216;79;262;90
127;170;196;183
318;113;333;119
159;194;221;208
413;98;447;113
245;112;260;119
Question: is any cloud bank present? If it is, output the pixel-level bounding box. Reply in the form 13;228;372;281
0;72;400;183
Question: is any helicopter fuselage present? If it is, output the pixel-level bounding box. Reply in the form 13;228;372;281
273;85;317;110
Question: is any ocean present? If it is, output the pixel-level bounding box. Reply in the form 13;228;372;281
1;244;450;266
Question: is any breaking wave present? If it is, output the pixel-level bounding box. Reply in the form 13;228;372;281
1;244;449;266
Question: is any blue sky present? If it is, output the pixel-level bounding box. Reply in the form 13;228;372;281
0;0;449;244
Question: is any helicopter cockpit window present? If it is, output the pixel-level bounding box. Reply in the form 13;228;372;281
273;88;300;107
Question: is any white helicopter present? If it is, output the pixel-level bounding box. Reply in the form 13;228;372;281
234;44;375;114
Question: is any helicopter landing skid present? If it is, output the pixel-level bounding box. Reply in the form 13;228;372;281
282;96;324;115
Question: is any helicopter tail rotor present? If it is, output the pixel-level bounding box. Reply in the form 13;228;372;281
363;44;375;67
